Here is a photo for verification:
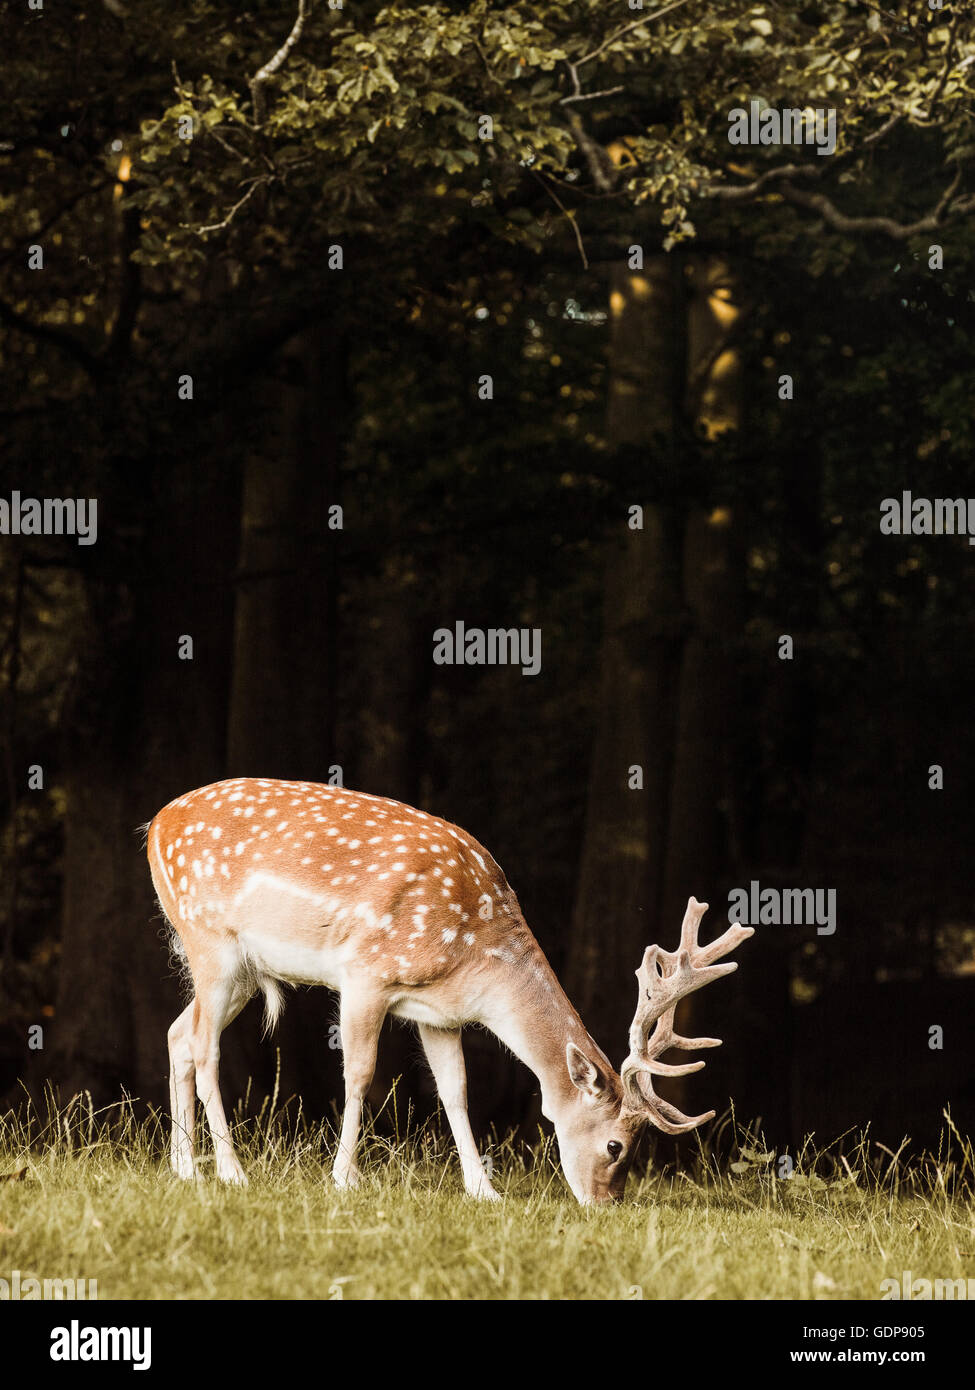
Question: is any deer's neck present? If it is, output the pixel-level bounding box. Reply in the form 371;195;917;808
479;939;616;1117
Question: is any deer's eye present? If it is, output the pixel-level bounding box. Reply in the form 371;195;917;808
607;1140;623;1162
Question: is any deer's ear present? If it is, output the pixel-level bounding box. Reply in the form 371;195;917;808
566;1042;609;1098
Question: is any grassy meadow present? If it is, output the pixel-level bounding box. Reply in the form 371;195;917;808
1;1085;972;1301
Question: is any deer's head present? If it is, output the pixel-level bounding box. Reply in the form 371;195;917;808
552;898;753;1204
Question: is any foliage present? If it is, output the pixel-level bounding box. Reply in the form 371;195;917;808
4;0;975;396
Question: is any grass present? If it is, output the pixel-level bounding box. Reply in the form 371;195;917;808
0;1084;973;1300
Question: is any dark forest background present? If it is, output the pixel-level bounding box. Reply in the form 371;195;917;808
2;0;975;1160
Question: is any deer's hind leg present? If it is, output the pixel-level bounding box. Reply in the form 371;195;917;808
172;935;254;1184
168;1000;198;1179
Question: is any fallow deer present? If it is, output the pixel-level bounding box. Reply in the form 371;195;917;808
148;778;752;1203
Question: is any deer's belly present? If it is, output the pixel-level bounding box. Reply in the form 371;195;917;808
237;927;347;989
387;994;467;1028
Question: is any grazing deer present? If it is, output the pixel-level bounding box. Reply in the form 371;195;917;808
148;778;752;1204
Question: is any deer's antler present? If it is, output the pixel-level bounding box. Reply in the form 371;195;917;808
620;897;753;1134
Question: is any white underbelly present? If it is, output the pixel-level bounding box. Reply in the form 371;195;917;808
238;929;346;989
387;994;464;1028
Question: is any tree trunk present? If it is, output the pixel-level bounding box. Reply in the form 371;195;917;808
227;325;344;782
223;323;348;1119
41;441;239;1109
566;259;686;1062
569;254;749;1113
658;256;746;1120
661;255;744;927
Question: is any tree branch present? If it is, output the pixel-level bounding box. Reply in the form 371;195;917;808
530;170;588;268
558;1;691;190
780;178;975;240
187;177;271;236
920;11;961;123
561;0;689;106
473;38;505;88
702;163;826;203
0;297;102;377
566;112;618;193
861;109;905;150
701;15;966;211
250;0;309;128
574;0;690;70
559;85;624;107
0;182;109;269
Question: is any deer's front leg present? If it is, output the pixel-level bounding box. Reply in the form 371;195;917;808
333;980;388;1190
419;1023;500;1201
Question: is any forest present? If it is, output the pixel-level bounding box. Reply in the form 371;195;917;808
2;0;974;1166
